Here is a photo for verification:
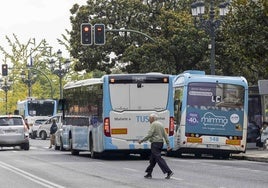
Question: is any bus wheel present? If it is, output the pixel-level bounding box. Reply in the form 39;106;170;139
70;138;79;155
90;136;96;158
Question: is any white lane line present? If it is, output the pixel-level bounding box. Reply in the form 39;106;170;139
123;167;139;172
171;177;184;181
0;161;65;188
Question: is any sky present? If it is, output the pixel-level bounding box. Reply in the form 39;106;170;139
0;0;87;58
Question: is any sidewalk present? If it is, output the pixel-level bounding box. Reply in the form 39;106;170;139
231;148;268;163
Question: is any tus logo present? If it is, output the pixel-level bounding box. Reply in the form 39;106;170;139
201;112;228;127
136;116;149;123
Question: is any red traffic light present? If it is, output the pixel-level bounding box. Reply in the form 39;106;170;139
84;26;90;32
94;24;105;45
2;64;8;76
81;23;92;45
96;27;102;32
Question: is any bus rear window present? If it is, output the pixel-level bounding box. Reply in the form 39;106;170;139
109;83;169;111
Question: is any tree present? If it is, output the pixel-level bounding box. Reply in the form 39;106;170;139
69;0;208;74
0;35;55;113
218;0;268;85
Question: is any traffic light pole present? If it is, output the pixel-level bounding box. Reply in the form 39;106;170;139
81;23;157;45
106;29;156;43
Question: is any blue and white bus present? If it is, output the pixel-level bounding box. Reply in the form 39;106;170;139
60;73;175;158
17;98;57;127
171;70;248;158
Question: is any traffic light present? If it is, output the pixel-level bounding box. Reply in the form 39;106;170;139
94;24;105;45
81;23;92;45
2;64;8;76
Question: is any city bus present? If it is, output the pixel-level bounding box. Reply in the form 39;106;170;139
60;73;174;158
16;98;57;127
171;70;248;158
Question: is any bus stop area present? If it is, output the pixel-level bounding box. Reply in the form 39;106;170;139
231;148;268;163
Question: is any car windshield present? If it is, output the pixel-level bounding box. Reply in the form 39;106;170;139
0;117;23;126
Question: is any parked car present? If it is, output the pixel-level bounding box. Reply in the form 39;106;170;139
37;114;62;140
0;115;30;150
29;118;48;139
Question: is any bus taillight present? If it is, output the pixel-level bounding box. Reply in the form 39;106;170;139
104;117;111;137
169;117;174;136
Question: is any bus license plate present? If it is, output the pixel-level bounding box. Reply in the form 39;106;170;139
206;144;219;148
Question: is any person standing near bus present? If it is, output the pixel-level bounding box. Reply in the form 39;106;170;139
138;113;174;179
49;119;57;149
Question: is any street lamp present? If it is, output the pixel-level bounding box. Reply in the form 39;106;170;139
49;49;71;99
191;0;229;75
21;69;37;97
0;78;12;114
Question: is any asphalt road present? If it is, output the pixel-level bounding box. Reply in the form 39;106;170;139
0;139;268;188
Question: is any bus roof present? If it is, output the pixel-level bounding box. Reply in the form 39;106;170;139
173;71;248;88
64;78;103;89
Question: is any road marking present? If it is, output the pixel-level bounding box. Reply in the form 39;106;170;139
172;177;184;181
123;167;139;172
0;161;65;188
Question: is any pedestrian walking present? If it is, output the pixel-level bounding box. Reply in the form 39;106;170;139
49;119;57;149
138;113;173;179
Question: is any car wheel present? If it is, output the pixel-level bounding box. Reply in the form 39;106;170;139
40;131;47;140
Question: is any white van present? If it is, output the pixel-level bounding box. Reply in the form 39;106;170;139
37;114;62;140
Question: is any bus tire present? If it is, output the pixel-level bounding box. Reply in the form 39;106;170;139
89;135;96;158
70;138;79;155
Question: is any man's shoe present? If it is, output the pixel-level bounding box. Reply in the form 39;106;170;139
144;174;152;179
165;171;174;179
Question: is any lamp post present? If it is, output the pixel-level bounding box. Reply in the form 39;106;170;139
0;78;12;114
21;69;37;97
49;49;71;99
191;0;229;75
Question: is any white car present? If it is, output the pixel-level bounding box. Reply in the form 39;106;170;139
37;114;62;140
0;115;30;150
29;118;48;139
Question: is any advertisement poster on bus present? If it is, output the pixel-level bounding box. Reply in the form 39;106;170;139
186;82;244;136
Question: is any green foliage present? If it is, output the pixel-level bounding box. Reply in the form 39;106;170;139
69;0;267;85
218;0;268;85
69;0;207;75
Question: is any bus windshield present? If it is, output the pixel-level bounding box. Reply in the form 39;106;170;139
27;100;56;116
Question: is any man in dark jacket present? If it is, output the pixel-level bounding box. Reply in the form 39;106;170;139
49;119;57;149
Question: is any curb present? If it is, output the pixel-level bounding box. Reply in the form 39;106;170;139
231;154;268;163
